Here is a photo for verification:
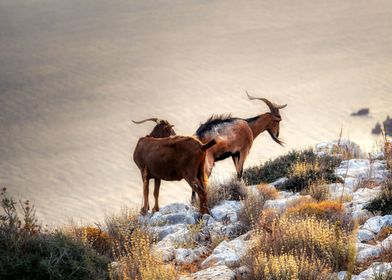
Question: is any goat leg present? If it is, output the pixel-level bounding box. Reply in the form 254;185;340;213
140;169;149;215
152;178;161;213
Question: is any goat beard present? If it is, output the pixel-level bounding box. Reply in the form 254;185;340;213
268;130;285;147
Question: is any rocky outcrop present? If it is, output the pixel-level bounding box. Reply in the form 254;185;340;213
355;215;392;263
353;262;392;280
264;193;311;212
362;215;392;234
201;232;253;269
315;140;362;158
210;200;242;224
180;265;236;280
336;159;388;187
142;142;392;279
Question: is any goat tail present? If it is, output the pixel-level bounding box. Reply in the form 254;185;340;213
201;138;217;151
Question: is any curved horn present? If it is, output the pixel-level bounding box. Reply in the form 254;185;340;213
132;118;159;124
245;91;287;112
275;104;287;109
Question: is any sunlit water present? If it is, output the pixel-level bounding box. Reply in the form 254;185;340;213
1;0;391;226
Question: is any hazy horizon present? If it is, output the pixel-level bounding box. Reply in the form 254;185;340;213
1;0;391;226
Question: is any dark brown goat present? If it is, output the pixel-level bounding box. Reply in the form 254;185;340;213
195;91;287;180
133;119;216;214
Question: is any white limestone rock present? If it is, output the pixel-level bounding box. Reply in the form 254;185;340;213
357;229;376;243
264;194;312;212
327;183;353;199
336;159;388;184
362;215;392;234
210;200;242;223
174;246;209;265
270;177;288;187
354;262;392;280
180;265;235;280
356;243;382;262
352;187;380;204
150;224;188;241
201;232;253;269
381;234;392;249
315;140;362;158
148;203;199;226
336;271;349;280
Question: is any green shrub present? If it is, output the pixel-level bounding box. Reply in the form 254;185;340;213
364;179;392;215
0;188;109;280
243;149;342;192
0;232;109;280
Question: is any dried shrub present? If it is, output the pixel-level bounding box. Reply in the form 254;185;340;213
256;184;280;200
192;178;246;209
377;226;392;242
379;244;392;263
301;182;331;201
238;185;279;231
67;225;113;257
246;215;356;280
286;200;344;222
106;209;177;280
253;253;331;280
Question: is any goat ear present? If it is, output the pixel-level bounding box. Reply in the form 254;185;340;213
272;115;281;121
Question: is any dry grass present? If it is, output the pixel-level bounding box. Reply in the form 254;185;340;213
379;244;392;263
192;178;246;210
286;200;344;222
301;182;330;201
377;226;392;242
245;214;356;280
256;184;280;200
106;209;177;280
64;225;113;257
381;126;392;170
238;184;279;231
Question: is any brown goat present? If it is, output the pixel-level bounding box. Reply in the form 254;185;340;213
195;91;287;184
133;119;216;215
132;117;175;214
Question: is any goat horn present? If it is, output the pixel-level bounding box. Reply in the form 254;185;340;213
246;91;287;111
132;118;159;124
275;104;287;109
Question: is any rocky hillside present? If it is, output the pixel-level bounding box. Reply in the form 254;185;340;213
1;139;391;280
110;140;392;280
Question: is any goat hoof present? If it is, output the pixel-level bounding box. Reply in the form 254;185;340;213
140;208;148;215
152;207;159;213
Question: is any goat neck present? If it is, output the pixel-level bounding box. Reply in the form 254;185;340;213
247;113;274;139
